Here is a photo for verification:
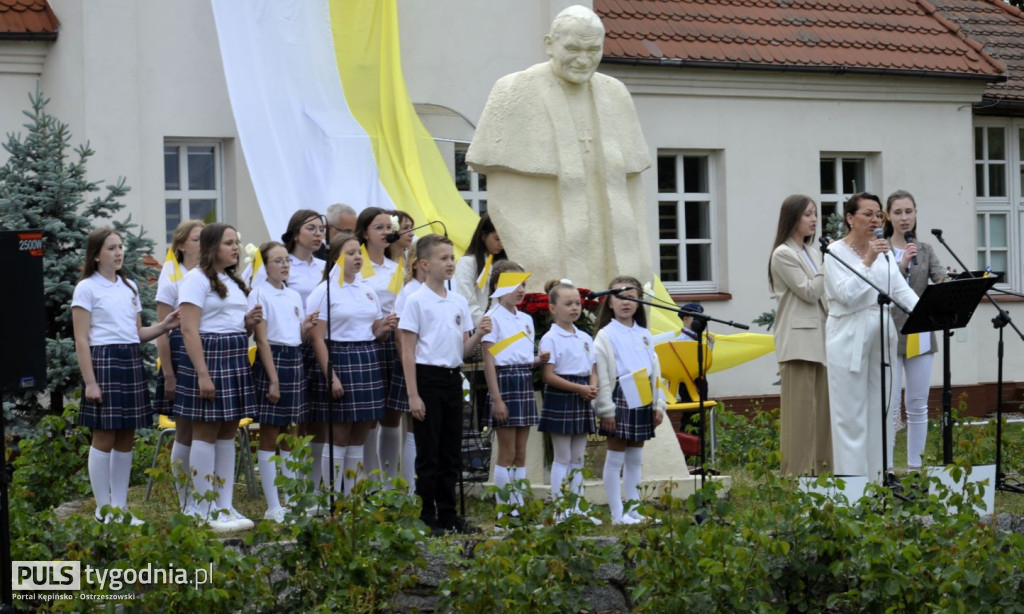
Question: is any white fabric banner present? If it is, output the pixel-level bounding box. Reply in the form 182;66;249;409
210;0;394;239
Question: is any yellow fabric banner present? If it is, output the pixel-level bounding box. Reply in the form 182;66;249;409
164;248;183;283
329;0;478;255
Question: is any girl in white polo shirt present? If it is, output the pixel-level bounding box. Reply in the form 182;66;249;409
538;279;599;522
176;223;262;532
593;276;667;525
307;232;397;495
72;227;180;524
482;262;550;515
249;241;319;522
155;219;203;511
355;207;400;485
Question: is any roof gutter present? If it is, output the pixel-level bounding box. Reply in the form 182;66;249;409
601;56;1007;84
0;31;58;42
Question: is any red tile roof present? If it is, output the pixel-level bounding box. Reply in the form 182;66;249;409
929;0;1024;105
596;0;1006;81
0;0;58;41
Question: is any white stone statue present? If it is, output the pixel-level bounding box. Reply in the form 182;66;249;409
466;5;652;291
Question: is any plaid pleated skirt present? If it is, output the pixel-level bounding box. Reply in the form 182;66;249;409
154;329;183;415
489;364;538;428
539;374;596;435
378;330;396;388
597;384;655;442
174;332;256;422
310;340;384;423
386;356;410;412
79;344;153;430
252;343;308;426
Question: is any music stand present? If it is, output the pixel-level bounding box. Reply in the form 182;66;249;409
900;276;996;465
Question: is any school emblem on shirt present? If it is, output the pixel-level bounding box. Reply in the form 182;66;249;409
643;336;650;347
294;306;300;319
366;292;376;303
526;324;533;337
584;341;590;353
455;313;462;328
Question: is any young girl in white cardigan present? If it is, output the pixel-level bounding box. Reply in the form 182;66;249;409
593;276;666;525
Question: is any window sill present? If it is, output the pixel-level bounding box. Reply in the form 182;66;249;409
668;292;732;302
982;293;1024;304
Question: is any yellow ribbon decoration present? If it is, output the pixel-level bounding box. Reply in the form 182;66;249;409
487;330;527;357
476;253;493;290
164;247;183;282
387;257;404;295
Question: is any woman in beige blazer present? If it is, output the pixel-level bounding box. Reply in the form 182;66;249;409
769;195;832;475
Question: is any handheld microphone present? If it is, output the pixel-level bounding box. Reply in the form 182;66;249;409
386;220;448;243
819;235;831;253
873;227;889;262
586;287;625;299
905;230;917;267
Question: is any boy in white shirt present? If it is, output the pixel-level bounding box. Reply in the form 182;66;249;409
400;235;491;535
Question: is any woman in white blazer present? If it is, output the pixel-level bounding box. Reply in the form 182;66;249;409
769;195;832;476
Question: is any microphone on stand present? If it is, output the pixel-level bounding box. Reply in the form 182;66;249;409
819;235;832;253
385;220;449;243
931;228;943;239
586;287;626;299
905;230;918;268
874;227;889;262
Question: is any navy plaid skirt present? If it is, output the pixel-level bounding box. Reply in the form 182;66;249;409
154;329;183;415
79;344;153;430
310;340;384;423
378;330;396;388
539;374;596;435
597;384;654;442
489;364;538;428
174;333;256;422
386;355;410;412
252;343;308;426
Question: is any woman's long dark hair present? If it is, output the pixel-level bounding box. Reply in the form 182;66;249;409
595;275;646;330
282;209;322;254
199;223;248;299
465;212;507;273
79;227;137;295
883;190;917;239
768;194;815;291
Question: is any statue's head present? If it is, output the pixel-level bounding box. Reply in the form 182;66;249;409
545;5;605;85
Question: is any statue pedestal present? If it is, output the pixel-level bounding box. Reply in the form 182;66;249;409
478;404;730;505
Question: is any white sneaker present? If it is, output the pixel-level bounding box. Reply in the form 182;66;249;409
613;514;641;526
124;512;145;526
263;506;288;523
227;507;255;531
627;509;647;522
206;514;237;534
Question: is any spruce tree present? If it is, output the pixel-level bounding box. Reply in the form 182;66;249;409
0;86;156;427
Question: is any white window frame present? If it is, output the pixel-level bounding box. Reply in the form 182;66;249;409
656;151;717;294
454;144;487;215
973;119;1020;290
163;140;225;244
819;153;871;223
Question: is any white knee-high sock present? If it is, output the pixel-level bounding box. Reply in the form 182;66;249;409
511;466;527;506
257;450;281;511
401;433;416;494
88;447;112;517
362;426;380;479
109;449;133;510
170;442;191;508
603;450;625;522
189;441;216;516
214;439;236;512
624;447;643;511
379;425;402;486
278;450;295;505
310;443;325;493
344;446;365;495
493;465;511;506
569;462;586;512
550;461;569;505
322;445;345;493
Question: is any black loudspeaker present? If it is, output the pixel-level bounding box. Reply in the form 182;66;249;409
0;230;46;393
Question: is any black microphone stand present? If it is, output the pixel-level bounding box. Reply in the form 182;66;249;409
322;220;337;513
819;237;912;495
930;229;1024;494
611;291;748;487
